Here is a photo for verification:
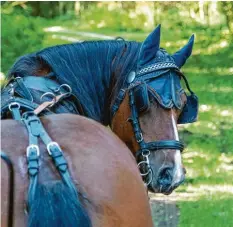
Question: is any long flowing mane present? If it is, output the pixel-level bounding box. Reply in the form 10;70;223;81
8;40;141;124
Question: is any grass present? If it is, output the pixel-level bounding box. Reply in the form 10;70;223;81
179;193;233;227
2;16;233;226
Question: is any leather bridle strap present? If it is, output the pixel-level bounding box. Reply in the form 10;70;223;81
135;141;184;158
128;89;184;157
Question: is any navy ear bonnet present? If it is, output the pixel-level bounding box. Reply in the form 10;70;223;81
132;56;198;124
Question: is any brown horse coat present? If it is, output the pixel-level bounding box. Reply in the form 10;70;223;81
1;114;153;227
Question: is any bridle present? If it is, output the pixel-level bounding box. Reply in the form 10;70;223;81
127;88;184;185
111;61;190;186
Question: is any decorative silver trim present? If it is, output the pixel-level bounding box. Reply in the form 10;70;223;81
137;62;179;76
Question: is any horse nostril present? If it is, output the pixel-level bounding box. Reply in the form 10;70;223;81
158;167;173;186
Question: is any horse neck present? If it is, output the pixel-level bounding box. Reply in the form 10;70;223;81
73;41;141;125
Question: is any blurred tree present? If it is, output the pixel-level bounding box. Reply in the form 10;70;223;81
28;2;75;18
219;1;233;35
1;2;44;73
121;2;136;11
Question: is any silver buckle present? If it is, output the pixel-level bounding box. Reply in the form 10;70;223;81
26;145;40;157
136;133;143;143
47;141;61;155
8;102;20;112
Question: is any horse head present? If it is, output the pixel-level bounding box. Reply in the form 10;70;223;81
111;25;198;194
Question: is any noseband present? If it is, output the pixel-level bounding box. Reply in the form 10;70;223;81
128;88;184;185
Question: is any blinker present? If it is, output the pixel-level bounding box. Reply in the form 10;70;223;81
127;71;136;84
133;83;150;113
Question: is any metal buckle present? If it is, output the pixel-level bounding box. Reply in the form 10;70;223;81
22;111;37;120
142;149;150;157
136;133;143;143
47;141;61;155
8;102;20;111
26;145;40;157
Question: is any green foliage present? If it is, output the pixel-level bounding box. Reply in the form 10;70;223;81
80;6;147;32
1;12;44;74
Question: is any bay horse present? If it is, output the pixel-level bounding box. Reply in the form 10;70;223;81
1;114;153;227
4;25;199;194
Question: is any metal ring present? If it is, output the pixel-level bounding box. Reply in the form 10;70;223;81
40;92;56;107
8;102;20;111
59;84;72;95
145;169;153;186
142;149;150;157
138;161;151;176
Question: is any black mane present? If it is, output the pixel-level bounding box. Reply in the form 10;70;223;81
8;40;141;124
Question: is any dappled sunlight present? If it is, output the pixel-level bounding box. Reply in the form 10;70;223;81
193;39;230;55
186;184;233;194
220;109;233;117
0;72;6;87
219;153;233;163
183;151;209;160
51;34;81;42
199;104;212;112
149;184;233;202
44;26;114;40
180;120;219;136
149;191;201;202
206;40;229;54
217;153;233;171
197;85;233;94
0;72;5;81
44;26;64;32
184;66;233;76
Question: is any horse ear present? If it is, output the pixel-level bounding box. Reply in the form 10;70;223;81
172;34;195;68
138;24;161;66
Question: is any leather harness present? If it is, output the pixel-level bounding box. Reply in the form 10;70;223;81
1;76;82;214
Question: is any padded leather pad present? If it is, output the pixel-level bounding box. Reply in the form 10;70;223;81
178;93;198;124
133;83;150;113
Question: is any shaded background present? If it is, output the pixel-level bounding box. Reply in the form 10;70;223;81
1;1;233;226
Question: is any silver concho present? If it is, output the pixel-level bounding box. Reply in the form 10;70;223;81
127;71;136;84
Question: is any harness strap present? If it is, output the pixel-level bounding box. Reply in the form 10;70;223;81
22;112;78;202
14;77;33;102
8;102;21;120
